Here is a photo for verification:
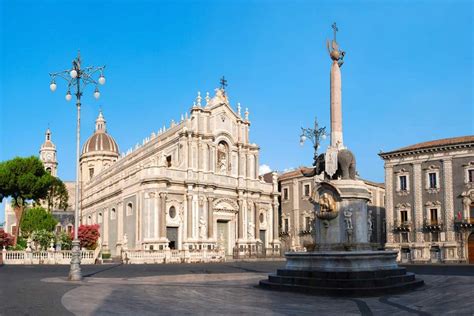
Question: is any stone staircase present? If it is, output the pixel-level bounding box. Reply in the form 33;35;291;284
260;267;424;296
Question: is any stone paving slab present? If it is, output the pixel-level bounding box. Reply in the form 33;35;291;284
42;273;474;316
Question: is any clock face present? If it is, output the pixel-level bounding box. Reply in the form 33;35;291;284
46;153;53;161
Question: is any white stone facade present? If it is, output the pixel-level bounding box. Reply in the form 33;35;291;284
79;88;280;257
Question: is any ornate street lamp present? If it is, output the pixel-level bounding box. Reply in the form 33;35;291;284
300;117;327;168
49;51;106;281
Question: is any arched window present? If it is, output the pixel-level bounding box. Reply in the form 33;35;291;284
126;203;133;216
111;208;116;220
98;212;103;223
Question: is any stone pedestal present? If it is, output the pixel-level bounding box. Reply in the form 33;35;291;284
314;180;373;250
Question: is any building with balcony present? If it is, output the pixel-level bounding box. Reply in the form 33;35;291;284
379;136;474;263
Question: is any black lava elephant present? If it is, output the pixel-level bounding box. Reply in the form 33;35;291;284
337;149;356;180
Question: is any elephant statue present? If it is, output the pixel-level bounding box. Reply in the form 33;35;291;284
337;149;356;180
301;149;356;180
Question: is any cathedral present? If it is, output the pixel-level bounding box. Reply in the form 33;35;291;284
43;87;280;257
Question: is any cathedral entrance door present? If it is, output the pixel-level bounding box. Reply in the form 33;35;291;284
217;220;229;255
166;227;178;250
468;233;474;264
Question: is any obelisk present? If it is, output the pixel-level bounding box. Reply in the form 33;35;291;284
328;22;344;149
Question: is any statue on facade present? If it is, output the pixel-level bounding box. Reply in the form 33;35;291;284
123;234;128;250
248;221;255;239
199;216;207;239
217;143;227;173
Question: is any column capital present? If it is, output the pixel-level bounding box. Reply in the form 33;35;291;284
159;192;168;199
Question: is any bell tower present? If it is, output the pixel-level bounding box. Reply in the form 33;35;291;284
39;128;58;176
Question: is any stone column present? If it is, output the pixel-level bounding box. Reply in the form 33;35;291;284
330;61;343;147
255;154;259;179
103;209;109;249
159;192;167;239
207;196;214;239
272;199;279;244
413;163;423;243
238;198;244;240
254;202;260;239
187;193;193;240
385;165;395;244
117;202;124;245
443;159;455;241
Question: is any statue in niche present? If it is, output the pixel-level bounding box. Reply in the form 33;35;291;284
199;216;207;239
217;142;228;173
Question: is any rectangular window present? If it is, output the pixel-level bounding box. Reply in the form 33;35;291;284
89;168;94;179
399;175;407;191
431;232;439;242
401;232;409;243
469;169;474;183
284;218;289;233
283;188;289;200
56;226;62;234
304;184;310;197
11;225;16;236
166;155;172;167
430;208;438;225
429;172;437;189
401;210;408;223
305;217;311;231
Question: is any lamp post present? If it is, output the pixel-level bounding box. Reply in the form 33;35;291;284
49;51;105;281
300;117;327;167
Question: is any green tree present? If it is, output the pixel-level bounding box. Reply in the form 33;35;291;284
0;156;54;244
20;207;58;238
42;176;69;211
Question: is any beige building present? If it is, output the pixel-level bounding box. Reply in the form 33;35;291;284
379;136;474;263
79;88;280;257
278;167;386;252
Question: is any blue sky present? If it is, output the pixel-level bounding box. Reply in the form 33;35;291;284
1;0;472;223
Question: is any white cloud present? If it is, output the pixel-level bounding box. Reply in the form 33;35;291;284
259;164;272;175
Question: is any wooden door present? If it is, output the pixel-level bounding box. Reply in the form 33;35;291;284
468;233;474;264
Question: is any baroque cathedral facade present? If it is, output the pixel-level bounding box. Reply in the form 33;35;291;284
75;88;279;256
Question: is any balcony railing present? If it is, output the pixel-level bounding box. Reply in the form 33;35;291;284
454;217;474;230
423;219;443;231
393;220;412;232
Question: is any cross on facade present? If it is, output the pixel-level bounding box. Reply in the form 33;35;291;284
220;76;228;90
332;22;338;42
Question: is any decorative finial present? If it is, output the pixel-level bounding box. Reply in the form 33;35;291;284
181;114;184;121
237;103;241;117
327;22;346;67
193;101;197;108
245;108;249;120
185;112;189;120
205;92;210;105
196;91;202;107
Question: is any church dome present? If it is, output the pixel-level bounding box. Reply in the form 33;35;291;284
81;111;119;156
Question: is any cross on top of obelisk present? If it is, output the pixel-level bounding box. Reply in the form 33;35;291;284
220;76;228;91
332;22;338;42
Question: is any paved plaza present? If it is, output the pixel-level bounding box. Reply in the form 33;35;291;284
0;262;473;315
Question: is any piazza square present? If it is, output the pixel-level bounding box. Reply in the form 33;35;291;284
0;1;473;315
